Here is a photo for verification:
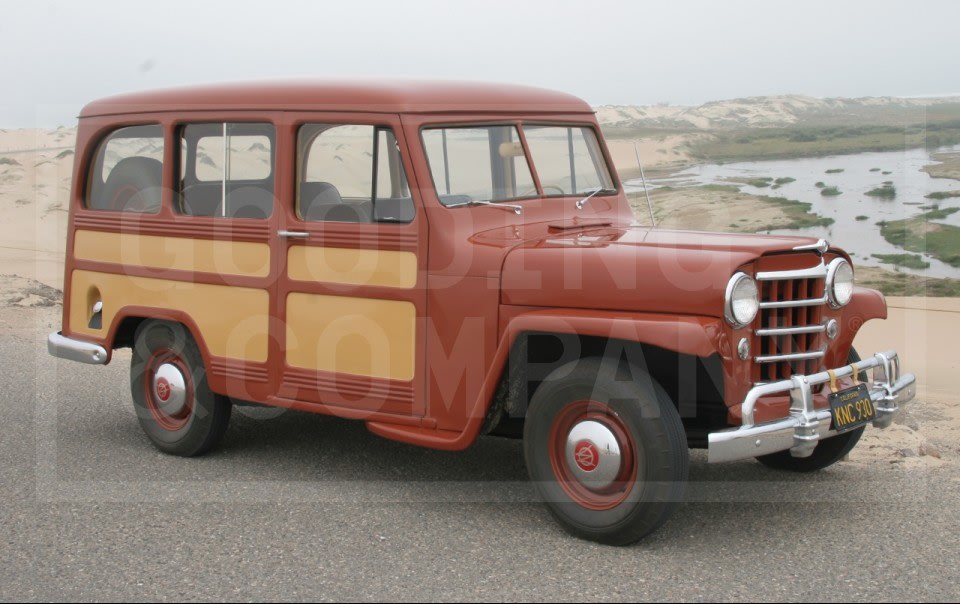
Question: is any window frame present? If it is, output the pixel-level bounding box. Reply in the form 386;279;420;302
176;121;277;219
418;122;542;206
518;122;618;198
295;122;414;224
84;122;165;214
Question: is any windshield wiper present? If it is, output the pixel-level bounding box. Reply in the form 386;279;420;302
575;188;617;210
445;199;522;215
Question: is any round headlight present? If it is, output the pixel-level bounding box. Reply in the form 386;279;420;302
725;273;759;328
827;258;854;308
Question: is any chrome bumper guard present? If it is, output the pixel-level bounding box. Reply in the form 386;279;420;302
47;332;108;365
708;350;915;463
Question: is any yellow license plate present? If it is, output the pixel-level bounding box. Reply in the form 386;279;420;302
829;383;875;432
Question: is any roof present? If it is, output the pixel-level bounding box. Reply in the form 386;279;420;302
80;80;595;118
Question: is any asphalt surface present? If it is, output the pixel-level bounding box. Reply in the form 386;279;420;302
3;309;959;601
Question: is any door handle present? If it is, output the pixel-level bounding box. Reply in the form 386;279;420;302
278;230;310;239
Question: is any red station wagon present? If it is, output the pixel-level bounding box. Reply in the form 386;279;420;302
48;81;916;544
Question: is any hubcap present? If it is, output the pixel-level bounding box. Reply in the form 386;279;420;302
565;420;622;489
153;362;187;417
548;399;638;511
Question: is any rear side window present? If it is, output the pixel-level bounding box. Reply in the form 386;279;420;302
179;123;275;219
86;125;164;213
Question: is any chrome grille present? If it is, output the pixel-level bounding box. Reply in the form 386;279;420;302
753;261;828;382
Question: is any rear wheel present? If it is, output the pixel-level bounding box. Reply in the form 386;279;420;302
523;357;688;545
755;347;867;472
131;320;231;456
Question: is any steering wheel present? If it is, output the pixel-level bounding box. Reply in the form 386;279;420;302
520;184;567;197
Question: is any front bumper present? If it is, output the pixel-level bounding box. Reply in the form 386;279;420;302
48;331;108;365
708;350;915;463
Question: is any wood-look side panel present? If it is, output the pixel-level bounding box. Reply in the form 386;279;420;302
70;270;270;362
74;230;271;277
287;246;417;289
285;293;416;381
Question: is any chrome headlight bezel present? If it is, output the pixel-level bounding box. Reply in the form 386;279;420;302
724;272;759;329
826;258;854;308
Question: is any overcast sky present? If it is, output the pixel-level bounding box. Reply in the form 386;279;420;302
2;0;958;126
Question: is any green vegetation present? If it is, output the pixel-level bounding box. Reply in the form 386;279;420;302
882;171;892;175
926;190;960;200
0;157;20;166
870;167;881;172
774;177;796;185
882;180;894;185
55;149;74;159
757;196;834;229
701;184;741;193
857;267;960;297
815;181;826;188
856;215;869;221
820;186;842;196
725;176;773;188
866;185;897;198
825;168;845;174
683;106;960;162
871;253;931;269
879;208;960;267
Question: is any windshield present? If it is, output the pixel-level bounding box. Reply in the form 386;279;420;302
422;124;615;206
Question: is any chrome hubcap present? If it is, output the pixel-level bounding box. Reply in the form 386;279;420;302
153;363;187;417
564;420;622;489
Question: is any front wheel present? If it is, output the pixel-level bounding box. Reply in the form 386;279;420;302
131;320;231;456
523;357;688;545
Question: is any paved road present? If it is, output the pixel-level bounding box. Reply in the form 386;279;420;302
3;311;959;601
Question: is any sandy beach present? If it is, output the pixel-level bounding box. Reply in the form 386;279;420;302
1;126;956;473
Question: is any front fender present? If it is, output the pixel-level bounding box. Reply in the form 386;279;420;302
837;286;887;354
498;308;723;358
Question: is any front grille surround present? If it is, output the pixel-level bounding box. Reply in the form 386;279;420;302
752;259;829;383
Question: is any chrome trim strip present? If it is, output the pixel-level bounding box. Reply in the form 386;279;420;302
756;262;827;281
755;324;826;337
755;350;826;363
792;238;830;255
47;332;108;365
759;295;829;309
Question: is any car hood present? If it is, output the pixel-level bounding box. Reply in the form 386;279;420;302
498;224;825;317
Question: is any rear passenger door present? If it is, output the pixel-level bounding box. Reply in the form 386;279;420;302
275;115;427;418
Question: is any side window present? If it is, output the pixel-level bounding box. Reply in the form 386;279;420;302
179;123;275;219
86;125;164;213
298;124;414;223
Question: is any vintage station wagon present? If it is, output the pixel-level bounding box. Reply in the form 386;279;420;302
48;81;916;544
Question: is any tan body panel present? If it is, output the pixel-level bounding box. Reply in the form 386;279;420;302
287;246;417;289
71;270;270;362
284;293;416;381
74;230;271;278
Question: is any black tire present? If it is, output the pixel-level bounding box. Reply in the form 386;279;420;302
755;347;867;473
131;320;231;456
523;356;688;545
98;156;162;212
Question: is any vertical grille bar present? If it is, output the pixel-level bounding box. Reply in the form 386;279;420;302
753;259;828;384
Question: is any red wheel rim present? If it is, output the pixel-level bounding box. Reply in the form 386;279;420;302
547;399;638;511
143;349;194;431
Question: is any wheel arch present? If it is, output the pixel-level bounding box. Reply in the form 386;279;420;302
104;306;214;370
483;310;727;437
